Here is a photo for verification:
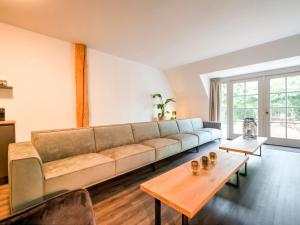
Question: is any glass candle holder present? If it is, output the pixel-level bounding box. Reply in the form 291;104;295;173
201;156;209;169
191;160;200;175
209;152;217;165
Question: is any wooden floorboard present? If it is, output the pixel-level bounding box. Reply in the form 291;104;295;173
1;142;300;225
0;184;9;220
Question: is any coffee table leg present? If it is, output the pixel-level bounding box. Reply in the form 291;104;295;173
240;154;248;176
260;146;262;156
240;162;247;176
227;171;239;187
182;214;189;225
155;199;161;225
252;145;262;157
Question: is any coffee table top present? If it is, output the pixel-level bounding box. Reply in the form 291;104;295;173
219;136;267;154
140;151;248;218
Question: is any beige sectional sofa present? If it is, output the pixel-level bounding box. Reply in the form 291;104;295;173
8;118;221;212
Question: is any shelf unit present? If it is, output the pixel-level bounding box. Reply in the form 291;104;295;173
0;86;13;89
0;120;15;184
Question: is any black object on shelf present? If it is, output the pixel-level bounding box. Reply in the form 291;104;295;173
0;108;5;121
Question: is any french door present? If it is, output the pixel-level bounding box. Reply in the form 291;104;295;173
266;73;300;147
226;73;300;147
228;78;263;140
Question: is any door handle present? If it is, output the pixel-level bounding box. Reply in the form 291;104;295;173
265;111;269;115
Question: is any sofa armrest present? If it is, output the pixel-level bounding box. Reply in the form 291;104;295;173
8;142;44;213
203;121;222;130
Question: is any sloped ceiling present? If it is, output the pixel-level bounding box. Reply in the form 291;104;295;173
1;0;300;69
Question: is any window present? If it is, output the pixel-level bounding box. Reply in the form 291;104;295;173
270;75;300;139
232;81;258;134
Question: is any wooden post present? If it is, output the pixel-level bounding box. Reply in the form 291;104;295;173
75;43;89;128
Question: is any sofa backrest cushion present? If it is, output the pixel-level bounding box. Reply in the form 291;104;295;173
131;122;160;143
191;118;204;131
176;119;194;133
93;124;134;152
31;128;96;163
158;120;179;137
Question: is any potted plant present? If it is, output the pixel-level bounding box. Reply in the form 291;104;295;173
152;93;176;120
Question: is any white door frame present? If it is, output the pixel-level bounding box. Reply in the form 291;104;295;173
228;77;264;140
220;69;300;147
265;72;300;148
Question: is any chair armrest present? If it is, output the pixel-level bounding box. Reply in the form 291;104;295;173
203;121;222;130
8;142;44;213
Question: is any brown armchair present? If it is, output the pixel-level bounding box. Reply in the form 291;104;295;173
0;189;96;225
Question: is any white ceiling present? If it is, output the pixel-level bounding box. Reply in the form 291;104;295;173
1;0;300;69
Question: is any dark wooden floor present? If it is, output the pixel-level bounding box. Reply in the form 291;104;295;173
88;142;300;225
1;141;300;225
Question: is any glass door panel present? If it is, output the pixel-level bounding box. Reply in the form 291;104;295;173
226;73;300;147
230;79;260;138
267;74;300;146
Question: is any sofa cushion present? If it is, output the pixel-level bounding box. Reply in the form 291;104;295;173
100;144;155;175
32;128;96;163
191;131;212;145
158;120;179;137
43;153;115;194
176;119;194;133
142;138;181;161
93;124;134;152
199;128;222;140
166;133;198;151
131;122;160;143
191;118;204;130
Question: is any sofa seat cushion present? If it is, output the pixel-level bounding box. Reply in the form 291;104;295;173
131;122;160;143
190;131;212;145
93;124;134;152
191;118;204;130
32;128;96;163
176;119;194;133
43;153;115;194
166;134;198;151
158;120;179;137
142;138;181;161
100;144;155;175
198;128;221;140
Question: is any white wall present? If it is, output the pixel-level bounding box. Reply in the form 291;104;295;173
88;48;174;125
165;34;300;120
0;23;174;141
0;23;76;142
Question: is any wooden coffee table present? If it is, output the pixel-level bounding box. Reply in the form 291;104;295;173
140;151;248;225
219;136;267;176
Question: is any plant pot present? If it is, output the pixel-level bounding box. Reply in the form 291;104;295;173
158;114;166;121
158;116;165;121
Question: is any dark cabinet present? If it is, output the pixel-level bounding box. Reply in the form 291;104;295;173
0;121;15;184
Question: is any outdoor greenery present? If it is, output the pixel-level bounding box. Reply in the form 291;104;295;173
220;76;300;136
232;81;259;122
270;76;300;123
